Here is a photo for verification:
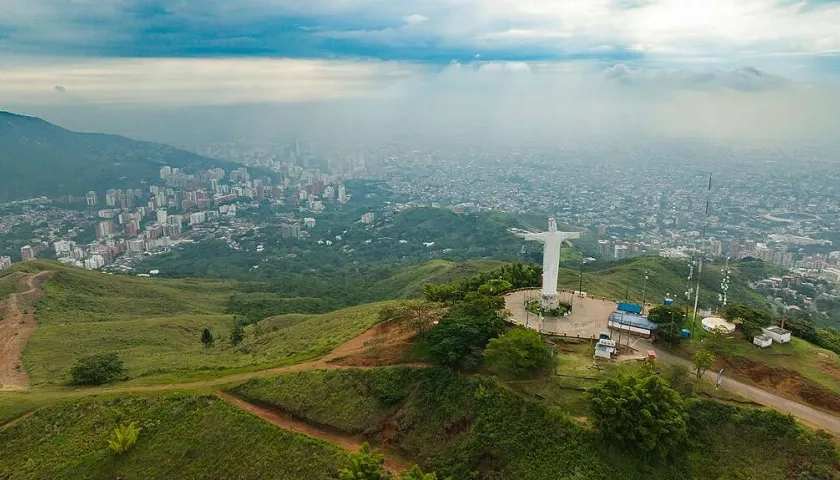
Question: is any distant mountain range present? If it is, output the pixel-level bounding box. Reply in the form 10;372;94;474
0;111;237;202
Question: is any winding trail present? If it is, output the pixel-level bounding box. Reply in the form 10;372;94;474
0;271;51;390
218;392;411;474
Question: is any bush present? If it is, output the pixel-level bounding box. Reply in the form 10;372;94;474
338;442;386;480
70;353;125;385
587;373;688;459
108;422;141;455
426;310;505;370
484;327;554;378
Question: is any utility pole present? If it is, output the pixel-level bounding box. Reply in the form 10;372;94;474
670;310;675;349
692;257;703;336
641;269;649;313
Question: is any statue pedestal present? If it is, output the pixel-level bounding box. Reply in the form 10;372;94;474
540;292;560;310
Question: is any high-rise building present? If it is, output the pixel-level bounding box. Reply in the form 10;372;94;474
53;240;74;255
105;189;117;207
597;240;612;257
156;209;168;225
614;244;629;260
361;212;375;224
337;184;348;204
0;256;12;270
20;245;34;261
85;191;98;206
597;224;607;236
96;221;116;239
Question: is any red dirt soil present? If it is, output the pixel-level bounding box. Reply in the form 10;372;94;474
721;356;840;413
326;319;419;367
0;271;51;390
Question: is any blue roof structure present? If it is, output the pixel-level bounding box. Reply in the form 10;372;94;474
617;302;644;314
609;311;658;331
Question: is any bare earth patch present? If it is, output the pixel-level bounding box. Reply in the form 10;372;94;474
0;271;51;391
722;356;840;413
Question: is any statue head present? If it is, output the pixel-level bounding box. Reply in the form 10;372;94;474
548;218;557;232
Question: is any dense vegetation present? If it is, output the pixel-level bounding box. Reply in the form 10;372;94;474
227;367;839;479
0;394;349;479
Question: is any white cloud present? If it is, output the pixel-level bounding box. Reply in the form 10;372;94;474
403;14;428;26
0;58;417;105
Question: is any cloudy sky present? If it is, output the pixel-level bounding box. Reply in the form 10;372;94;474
1;0;839;143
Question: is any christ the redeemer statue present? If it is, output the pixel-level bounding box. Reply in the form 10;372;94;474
517;218;581;309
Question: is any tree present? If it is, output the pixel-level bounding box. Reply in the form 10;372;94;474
108;422;141;455
648;305;686;346
397;465;442;480
70;353;125;385
725;304;773;337
587;373;688;458
483;327;554;378
477;279;513;296
338;442;386;480
703;326;734;355
426;311;505;370
693;348;716;379
200;328;215;348
230;319;246;347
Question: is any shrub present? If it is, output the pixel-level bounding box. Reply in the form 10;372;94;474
108;422;141;455
70;353;125;385
484;327;554;378
338;442;386;480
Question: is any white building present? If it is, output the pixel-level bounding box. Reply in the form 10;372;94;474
361;212;375;224
304;217;317;228
761;326;791;343
0;256;12;270
53;240;75;254
189;212;206;226
753;335;773;348
156;209;168;225
594;339;616;359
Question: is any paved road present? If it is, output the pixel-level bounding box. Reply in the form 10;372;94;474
654;348;840;435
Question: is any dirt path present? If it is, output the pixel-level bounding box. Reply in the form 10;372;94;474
0;271;51;391
654;348;840;436
217;392;411;475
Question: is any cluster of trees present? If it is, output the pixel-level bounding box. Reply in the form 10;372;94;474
339;443;446;480
420;264;554;378
723;304;774;338
422;262;541;303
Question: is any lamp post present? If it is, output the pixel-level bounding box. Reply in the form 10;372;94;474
641;269;649;313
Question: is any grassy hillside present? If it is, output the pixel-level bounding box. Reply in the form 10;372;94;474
557;256;772;312
0;271;24;298
0;394;348;480
228;367;840;480
26;302;389;386
366;259;506;300
1;258;506;386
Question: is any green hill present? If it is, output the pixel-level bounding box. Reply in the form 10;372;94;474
557;256;773;312
227;367;839;480
0;394;348;480
7;259;503;386
0;111;239;201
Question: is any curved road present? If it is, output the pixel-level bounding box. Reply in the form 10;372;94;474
654;348;840;435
